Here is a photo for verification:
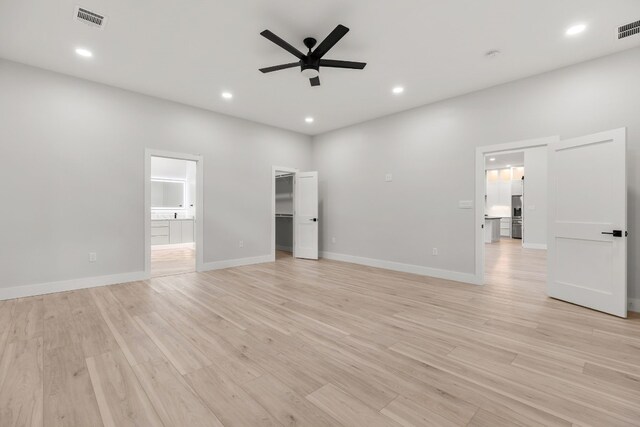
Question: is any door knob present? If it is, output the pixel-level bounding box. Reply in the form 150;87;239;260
309;218;317;222
601;230;624;237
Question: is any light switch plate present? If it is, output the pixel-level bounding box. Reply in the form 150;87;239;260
385;173;393;182
458;200;473;209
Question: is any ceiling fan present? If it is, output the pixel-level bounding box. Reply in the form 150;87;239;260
259;24;367;87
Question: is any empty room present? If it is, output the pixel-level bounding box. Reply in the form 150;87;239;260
2;1;640;426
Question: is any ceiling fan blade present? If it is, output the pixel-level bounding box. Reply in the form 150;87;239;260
260;30;305;59
259;62;301;73
319;59;366;70
310;76;320;87
311;24;349;59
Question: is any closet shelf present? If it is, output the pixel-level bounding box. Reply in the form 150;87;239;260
275;213;293;218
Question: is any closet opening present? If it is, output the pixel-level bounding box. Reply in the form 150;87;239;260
274;169;295;260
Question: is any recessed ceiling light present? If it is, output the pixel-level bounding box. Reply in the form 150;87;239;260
392;86;404;95
566;24;586;36
506;164;512;167
305;117;314;123
489;158;496;161
221;92;233;100
75;48;93;58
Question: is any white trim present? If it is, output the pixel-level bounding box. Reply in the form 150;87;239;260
145;149;204;278
522;243;547;250
629;298;640;314
271;165;298;261
0;271;146;301
320;251;478;285
475;136;559;286
201;255;273;271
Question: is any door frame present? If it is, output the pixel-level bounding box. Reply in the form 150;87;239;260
474;136;559;285
145;149;204;278
271;165;299;261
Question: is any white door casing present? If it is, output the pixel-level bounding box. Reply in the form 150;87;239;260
547;128;627;317
295;171;319;260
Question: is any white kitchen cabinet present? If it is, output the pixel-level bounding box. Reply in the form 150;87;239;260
500;218;512;237
486;168;512;215
511;179;523;196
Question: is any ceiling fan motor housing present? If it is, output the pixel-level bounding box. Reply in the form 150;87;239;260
301;63;319;78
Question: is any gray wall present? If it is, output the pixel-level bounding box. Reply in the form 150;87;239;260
312;47;640;300
0;59;312;289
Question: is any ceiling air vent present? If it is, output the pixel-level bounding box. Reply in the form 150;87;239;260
618;20;640;39
74;6;106;29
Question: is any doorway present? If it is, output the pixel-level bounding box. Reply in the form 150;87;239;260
145;149;203;278
272;166;297;261
271;166;320;262
475;136;558;286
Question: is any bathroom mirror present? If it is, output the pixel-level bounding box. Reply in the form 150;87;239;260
151;180;185;209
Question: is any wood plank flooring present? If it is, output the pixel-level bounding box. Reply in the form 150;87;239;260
151;245;195;278
1;242;639;426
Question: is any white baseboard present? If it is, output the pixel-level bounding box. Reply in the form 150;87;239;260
0;271;147;301
522;243;547;250
629;298;640;314
320;251;478;285
201;255;273;271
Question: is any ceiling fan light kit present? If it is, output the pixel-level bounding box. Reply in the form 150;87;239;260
259;24;367;87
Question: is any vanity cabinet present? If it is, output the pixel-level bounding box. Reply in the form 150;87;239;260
152;219;194;245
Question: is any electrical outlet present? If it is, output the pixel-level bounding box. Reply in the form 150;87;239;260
239;240;244;248
89;252;97;262
385;173;393;182
432;248;438;256
331;236;336;244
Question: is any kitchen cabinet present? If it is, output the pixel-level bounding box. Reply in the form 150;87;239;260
500;218;512;237
486;168;512;213
485;218;501;243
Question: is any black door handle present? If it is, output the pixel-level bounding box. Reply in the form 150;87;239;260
602;230;623;237
309;218;317;222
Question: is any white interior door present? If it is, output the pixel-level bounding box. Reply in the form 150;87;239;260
295;171;318;260
548;128;627;317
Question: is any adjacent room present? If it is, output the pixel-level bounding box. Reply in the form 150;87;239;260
1;1;640;426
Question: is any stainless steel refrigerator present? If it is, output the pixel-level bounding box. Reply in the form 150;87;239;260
512;195;523;239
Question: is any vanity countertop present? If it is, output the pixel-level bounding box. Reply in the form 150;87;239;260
484;216;502;220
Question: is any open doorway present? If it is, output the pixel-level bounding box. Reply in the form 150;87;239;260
475;137;557;287
145;150;203;278
483;150;547;288
272;166;297;261
271;166;320;262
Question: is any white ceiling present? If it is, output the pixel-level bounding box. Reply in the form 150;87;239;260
1;0;639;135
486;152;524;170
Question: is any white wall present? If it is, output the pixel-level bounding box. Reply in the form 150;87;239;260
523;147;547;248
312;47;640;301
0;59;312;292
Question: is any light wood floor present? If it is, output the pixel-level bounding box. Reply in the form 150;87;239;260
1;244;639;426
151;245;195;278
